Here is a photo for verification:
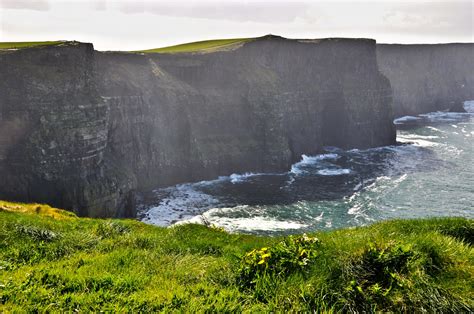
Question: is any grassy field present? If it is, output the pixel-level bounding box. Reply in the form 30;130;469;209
138;38;254;54
0;41;63;49
0;200;472;312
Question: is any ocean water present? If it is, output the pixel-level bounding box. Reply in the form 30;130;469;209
139;101;474;236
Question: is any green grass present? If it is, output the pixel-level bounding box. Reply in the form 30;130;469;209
0;201;473;312
137;38;254;54
0;41;63;49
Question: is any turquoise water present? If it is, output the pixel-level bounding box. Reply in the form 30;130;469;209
140;102;474;235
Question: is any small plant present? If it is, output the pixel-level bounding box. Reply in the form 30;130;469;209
95;221;130;239
199;215;226;233
343;242;416;307
14;224;59;242
238;234;320;290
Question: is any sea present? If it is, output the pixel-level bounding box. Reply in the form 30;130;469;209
138;101;474;236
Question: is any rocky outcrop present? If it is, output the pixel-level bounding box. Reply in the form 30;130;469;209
0;36;395;217
377;43;474;117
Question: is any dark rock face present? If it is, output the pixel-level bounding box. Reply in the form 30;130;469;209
0;37;395;217
0;43;135;217
377;43;474;117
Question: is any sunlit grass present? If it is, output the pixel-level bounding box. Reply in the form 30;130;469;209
137;38;254;54
0;41;63;49
0;200;472;311
0;200;76;220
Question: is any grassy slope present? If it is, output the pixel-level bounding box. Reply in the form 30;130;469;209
0;200;473;312
137;38;253;54
0;41;63;49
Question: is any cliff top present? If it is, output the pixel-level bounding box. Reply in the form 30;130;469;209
0;40;80;51
1;38;471;54
137;37;254;54
0;36;378;54
134;35;375;54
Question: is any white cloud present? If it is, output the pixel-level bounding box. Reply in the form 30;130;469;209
0;0;471;50
0;0;50;11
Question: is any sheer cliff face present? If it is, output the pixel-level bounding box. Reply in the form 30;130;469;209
377;44;474;117
0;43;134;217
0;37;396;217
98;38;395;191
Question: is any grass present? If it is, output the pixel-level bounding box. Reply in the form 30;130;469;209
0;41;63;49
0;200;473;312
137;38;254;54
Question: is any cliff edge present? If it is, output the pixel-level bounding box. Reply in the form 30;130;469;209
0;37;396;217
377;43;474;117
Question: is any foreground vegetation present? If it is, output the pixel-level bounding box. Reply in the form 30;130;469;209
138;38;253;54
0;41;63;49
0;200;472;312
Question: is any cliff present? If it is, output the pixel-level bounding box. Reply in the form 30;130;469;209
0;42;135;217
0;36;395;217
377;43;474;117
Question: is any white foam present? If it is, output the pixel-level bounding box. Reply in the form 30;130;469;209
353;182;363;191
397;135;439;147
400;134;440;140
177;206;308;232
427;126;446;133
314;212;324;221
464;100;474;113
394;173;408;184
394;115;422;124
290;164;305;175
209;217;307;232
229;172;257;183
317;168;351;176
290;153;339;174
348;204;362;215
283;176;296;187
395;104;474;126
419;111;472;122
141;184;219;227
300;153;339;164
220;171;285;184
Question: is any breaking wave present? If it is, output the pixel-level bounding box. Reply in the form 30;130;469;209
139;101;474;235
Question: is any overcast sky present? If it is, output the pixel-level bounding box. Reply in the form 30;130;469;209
0;0;472;51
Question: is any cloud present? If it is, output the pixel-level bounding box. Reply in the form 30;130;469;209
0;0;471;50
92;0;107;11
118;2;310;24
382;2;472;37
0;0;50;11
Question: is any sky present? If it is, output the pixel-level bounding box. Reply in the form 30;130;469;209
0;0;472;51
